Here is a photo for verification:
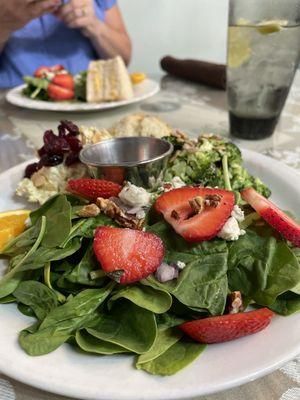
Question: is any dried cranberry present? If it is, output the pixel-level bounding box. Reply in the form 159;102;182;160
45;136;70;155
38;154;63;167
66;134;82;152
43;129;57;145
65;151;80;166
24;162;40;178
58;124;66;138
60;120;79;136
37;146;46;158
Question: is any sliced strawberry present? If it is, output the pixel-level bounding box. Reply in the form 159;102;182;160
241;187;300;247
67;178;122;202
155;187;235;242
50;64;65;73
34;66;51;78
52;73;74;91
47;83;75;101
180;308;274;344
93;227;164;284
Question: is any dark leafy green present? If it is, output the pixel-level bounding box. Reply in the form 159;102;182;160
75;330;127;354
137;339;206;376
87;300;157;354
14;281;58;320
228;231;300;305
20;284;114;356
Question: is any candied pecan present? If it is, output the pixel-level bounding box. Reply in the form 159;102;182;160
96;197;144;230
227;291;243;314
77;204;100;217
189;196;204;214
204;194;221;208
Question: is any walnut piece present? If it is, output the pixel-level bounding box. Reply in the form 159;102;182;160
227;291;243;314
96;197;144;230
204;194;221;208
189;196;204;214
77;204;100;217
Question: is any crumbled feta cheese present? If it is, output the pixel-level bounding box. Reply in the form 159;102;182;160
176;261;186;270
16;178;57;205
136;209;146;219
231;205;245;222
16;163;88;205
118;182;151;207
155;262;179;283
170;176;186;189
218;216;245;241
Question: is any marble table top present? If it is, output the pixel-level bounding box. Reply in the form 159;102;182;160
0;72;299;400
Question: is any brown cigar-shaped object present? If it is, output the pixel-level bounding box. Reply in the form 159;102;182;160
160;56;226;90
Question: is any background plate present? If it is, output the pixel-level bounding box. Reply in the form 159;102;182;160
0;150;299;400
6;79;159;112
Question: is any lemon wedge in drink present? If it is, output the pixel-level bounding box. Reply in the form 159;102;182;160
256;19;288;35
228;26;252;68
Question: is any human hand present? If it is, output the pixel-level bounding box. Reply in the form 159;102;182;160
0;0;61;34
54;0;98;36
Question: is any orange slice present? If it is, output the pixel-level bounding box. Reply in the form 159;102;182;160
0;210;31;251
130;73;146;84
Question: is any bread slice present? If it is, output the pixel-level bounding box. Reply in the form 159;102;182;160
87;56;134;103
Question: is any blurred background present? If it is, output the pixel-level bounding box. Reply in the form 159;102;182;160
119;0;229;73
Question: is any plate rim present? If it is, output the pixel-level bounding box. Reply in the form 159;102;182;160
5;78;160;112
0;149;299;400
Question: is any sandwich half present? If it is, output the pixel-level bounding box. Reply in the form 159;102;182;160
87;56;134;103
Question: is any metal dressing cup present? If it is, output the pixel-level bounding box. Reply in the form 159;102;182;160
79;136;174;189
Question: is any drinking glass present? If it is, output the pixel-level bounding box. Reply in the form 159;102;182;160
227;0;300;140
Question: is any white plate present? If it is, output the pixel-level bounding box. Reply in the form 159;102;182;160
6;79;159;112
0;151;299;400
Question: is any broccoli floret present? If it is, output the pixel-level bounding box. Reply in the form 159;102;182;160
164;134;271;197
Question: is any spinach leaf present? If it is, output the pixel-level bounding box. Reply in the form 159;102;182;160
109;285;172;314
0;294;16;304
146;221;229;315
228;232;300;305
19;284;114;356
41;195;72;248
19;325;71;356
75;330;128;354
30;194;61;225
13;238;81;273
0;217;44;256
62;244;105;287
137;339;206;376
0;216;47;298
269;291;300;315
87;300;157;354
14;281;58;320
62;214;115;247
137;327;182;365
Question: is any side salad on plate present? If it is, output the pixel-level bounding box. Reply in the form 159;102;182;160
0;121;299;377
22;56;146;103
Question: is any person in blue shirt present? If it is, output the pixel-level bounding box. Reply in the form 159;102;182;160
0;0;132;88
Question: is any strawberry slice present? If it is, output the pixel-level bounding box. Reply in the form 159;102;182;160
52;73;74;91
47;83;75;101
93;227;164;284
155;187;235;242
67;178;122;202
34;66;51;78
180;308;274;344
50;64;65;73
241;187;300;247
